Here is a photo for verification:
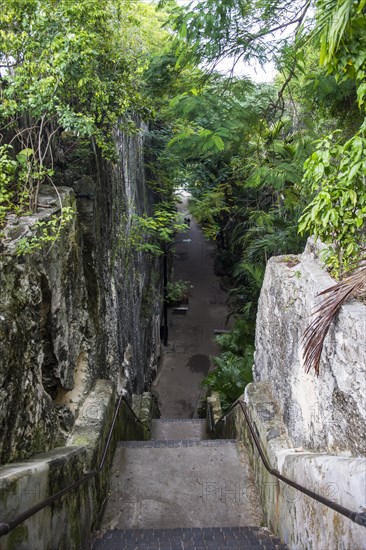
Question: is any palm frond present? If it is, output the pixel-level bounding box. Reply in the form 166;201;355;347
302;261;366;375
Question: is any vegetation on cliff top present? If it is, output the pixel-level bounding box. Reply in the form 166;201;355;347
0;0;168;222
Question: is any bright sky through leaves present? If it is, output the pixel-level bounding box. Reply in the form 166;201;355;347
175;0;276;81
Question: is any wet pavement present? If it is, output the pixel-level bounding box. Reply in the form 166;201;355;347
152;197;230;418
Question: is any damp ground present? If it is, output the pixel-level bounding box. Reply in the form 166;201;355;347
152;197;231;418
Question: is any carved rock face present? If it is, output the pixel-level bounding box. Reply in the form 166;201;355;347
0;126;162;463
254;240;366;456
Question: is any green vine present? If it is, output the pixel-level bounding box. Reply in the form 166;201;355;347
298;127;366;277
131;203;186;256
16;206;75;256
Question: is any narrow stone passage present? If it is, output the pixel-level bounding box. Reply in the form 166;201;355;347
92;203;288;549
152;197;230;418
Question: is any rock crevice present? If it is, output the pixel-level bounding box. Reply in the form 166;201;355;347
0;127;162;464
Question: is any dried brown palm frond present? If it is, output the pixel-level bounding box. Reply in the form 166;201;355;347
302;260;366;376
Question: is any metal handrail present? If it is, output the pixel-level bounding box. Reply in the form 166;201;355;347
118;396;151;435
209;398;366;528
0;395;150;538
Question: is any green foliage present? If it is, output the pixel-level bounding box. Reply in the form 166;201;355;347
203;350;253;411
243;120;313;191
0;0;168;215
166;0;310;71
215;318;255;352
0;0;177;255
232;207;306;264
166;279;190;304
0;146;19;226
189;184;231;239
0;145;36;225
159;0;366;284
292;45;362;134
168;126;226;155
131;202;186;256
16;206;75;256
165;77;270;162
296;0;366;277
315;0;366;109
229;261;265;319
298;129;366;276
203;319;255;410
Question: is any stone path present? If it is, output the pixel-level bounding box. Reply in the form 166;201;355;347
152;197;230;418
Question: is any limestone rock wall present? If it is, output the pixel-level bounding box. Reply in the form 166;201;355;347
214;382;366;550
0;380;151;550
254;239;366;456
0;125;162;464
208;241;366;548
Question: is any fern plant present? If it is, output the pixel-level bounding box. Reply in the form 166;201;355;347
203;348;254;412
203;318;255;411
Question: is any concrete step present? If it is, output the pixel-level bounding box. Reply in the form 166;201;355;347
99;440;263;530
116;439;235;448
92;526;289;549
151;419;208;441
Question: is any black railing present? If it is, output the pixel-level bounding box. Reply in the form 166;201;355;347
1;394;364;539
0;395;150;538
208;398;366;528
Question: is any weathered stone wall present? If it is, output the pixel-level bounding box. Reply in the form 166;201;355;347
0;125;162;464
210;385;366;549
0;188;87;463
230;384;365;549
0;380;152;550
208;240;366;548
254;239;366;456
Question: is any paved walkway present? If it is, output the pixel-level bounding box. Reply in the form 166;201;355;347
93;420;287;549
152;197;230;418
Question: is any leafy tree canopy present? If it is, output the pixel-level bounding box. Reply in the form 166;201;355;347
0;0;169;214
159;0;311;70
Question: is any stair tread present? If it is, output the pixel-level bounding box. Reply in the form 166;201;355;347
117;439;235;448
153;418;207;423
151;419;209;441
92;527;288;549
100;441;263;531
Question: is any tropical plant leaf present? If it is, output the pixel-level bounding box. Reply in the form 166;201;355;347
302;260;366;375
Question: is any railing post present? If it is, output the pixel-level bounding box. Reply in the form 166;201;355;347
163;242;168;346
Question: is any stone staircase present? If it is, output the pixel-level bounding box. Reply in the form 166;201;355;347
92;419;288;549
151;418;209;441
